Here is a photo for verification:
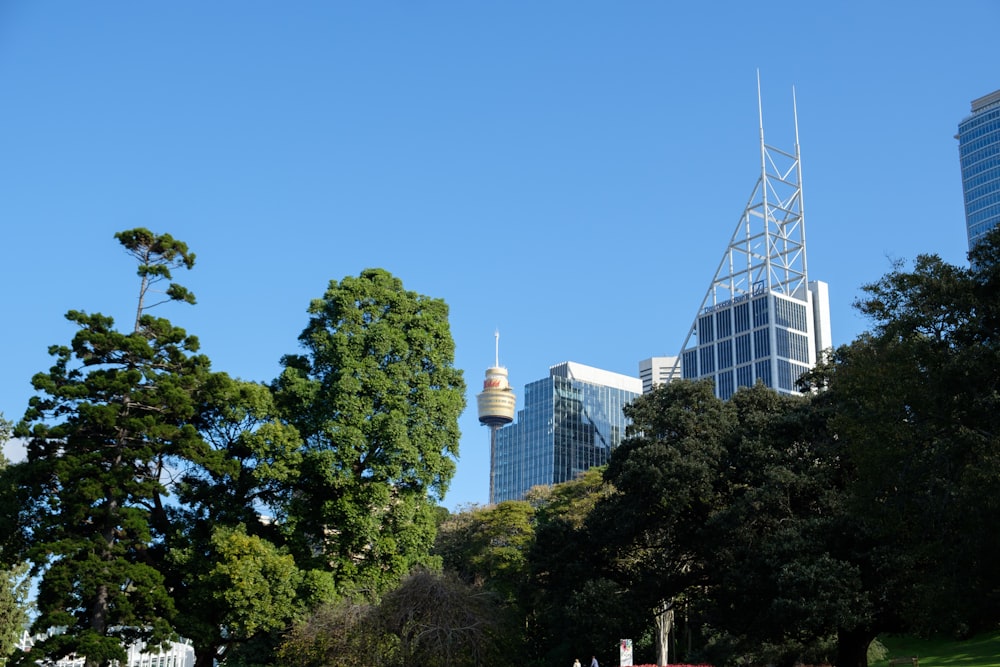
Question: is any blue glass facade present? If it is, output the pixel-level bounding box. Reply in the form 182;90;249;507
493;364;640;503
958;89;1000;250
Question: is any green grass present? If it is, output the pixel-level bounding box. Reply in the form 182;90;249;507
873;631;1000;667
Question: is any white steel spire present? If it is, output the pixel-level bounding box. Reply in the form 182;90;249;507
677;80;808;356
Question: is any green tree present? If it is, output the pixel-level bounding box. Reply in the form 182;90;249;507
811;227;1000;657
435;500;535;604
8;229;209;667
0;415;32;661
273;268;466;593
434;501;537;665
166;374;308;667
590;381;859;667
524;467;627;666
280;570;505;667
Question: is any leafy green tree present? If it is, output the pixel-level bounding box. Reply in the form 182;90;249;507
165;374;308;667
8;229;209;667
434;501;537;665
811;227;1000;657
589;380;861;667
273;268;466;593
524;467;629;666
0;561;30;660
435;500;535;604
280;570;505;667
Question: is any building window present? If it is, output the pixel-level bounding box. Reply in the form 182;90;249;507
753;328;770;357
752;296;770;327
775;329;810;362
736;364;753;389
700;345;715;373
774;297;808;332
735;333;751;364
717;340;733;370
683;349;698;379
716;309;732;338
734;302;751;333
717;371;735;400
755;359;773;388
777;359;793;391
699;314;715;343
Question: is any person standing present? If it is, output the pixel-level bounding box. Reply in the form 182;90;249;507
591;656;599;667
573;660;581;667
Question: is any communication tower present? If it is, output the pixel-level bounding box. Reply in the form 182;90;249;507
476;331;516;505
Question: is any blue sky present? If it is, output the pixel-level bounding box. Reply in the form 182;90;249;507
1;2;996;510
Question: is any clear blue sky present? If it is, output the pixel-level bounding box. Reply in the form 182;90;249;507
1;2;996;510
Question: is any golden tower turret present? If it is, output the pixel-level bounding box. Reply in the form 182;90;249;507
476;331;516;504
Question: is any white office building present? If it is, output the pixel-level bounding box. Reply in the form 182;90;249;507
638;356;680;394
678;86;831;398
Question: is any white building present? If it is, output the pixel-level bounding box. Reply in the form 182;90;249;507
638;356;680;394
17;631;195;667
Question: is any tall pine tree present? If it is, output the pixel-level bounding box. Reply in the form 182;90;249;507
11;229;210;667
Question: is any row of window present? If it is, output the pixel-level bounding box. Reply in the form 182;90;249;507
960;139;1000;164
711;358;809;399
773;297;809;332
688;326;811;376
961;155;1000;189
958;113;1000;158
964;184;1000;213
698;297;770;343
965;192;1000;226
776;328;811;363
970;217;1000;242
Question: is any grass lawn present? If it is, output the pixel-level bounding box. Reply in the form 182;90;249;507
874;631;1000;667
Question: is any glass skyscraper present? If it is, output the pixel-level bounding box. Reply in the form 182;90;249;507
958;88;1000;250
492;362;641;503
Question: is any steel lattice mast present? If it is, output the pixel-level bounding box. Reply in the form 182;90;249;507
676;76;807;359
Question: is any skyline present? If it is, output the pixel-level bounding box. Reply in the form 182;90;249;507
1;2;997;509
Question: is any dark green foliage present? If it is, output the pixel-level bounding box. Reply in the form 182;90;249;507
817;227;1000;642
9;230;209;667
584;380;857;667
166;374;307;667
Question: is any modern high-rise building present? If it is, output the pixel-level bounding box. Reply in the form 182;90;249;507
677;85;831;399
957;88;1000;250
492;361;641;503
639;356;680;394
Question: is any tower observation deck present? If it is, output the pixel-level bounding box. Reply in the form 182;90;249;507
476;331;516;505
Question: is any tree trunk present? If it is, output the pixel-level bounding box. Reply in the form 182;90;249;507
836;626;875;667
654;604;674;666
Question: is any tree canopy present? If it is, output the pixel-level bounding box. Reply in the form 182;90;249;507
8;230;209;667
274;268;466;593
